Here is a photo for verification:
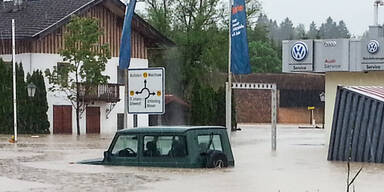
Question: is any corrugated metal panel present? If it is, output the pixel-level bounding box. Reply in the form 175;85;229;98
328;86;384;163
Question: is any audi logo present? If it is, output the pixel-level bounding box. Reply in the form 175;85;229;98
323;41;337;47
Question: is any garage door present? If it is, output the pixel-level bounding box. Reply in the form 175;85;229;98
86;107;100;134
53;105;72;134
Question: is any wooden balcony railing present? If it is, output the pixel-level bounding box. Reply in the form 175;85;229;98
78;83;120;103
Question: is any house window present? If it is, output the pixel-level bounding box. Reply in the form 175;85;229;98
117;66;125;84
117;113;124;130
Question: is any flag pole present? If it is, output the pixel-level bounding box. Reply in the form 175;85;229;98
12;19;17;142
120;0;137;129
226;0;232;134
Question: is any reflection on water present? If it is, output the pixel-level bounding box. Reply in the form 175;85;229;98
1;125;384;192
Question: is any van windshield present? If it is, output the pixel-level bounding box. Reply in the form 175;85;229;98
111;135;138;157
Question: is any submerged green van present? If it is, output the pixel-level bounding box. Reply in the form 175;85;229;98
80;126;235;168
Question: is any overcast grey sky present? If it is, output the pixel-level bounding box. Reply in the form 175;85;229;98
261;0;377;36
133;0;377;36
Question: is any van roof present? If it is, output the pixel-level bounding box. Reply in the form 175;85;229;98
117;126;226;134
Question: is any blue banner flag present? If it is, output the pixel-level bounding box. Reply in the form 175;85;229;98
119;0;137;69
231;0;251;74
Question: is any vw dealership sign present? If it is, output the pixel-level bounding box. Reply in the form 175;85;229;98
313;39;350;72
283;26;384;73
283;40;313;72
361;38;384;71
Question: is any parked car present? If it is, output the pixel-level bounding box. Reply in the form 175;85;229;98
79;126;235;168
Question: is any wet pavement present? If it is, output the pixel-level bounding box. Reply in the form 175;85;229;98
1;125;384;192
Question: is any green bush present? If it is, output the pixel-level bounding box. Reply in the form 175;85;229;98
0;59;50;134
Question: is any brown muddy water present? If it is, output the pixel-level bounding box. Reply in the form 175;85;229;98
1;125;384;192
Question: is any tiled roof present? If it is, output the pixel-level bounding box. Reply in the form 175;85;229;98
346;86;384;102
0;0;175;46
0;0;99;39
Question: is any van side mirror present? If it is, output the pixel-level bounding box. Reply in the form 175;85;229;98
104;151;111;162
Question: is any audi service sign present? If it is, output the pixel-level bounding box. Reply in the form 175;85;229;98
314;39;350;72
282;40;313;72
128;68;165;114
361;37;384;71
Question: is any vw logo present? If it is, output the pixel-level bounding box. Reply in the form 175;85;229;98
291;41;308;61
367;40;380;54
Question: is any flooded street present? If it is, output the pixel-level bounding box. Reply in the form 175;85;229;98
1;125;384;192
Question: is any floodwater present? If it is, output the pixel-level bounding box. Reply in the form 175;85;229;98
1;125;384;192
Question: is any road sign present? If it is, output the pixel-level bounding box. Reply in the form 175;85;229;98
128;68;165;114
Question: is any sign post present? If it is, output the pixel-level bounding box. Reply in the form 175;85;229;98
128;68;165;115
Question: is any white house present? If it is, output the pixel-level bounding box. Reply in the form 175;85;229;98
0;0;174;134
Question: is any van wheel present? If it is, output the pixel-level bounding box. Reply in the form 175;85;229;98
206;151;228;168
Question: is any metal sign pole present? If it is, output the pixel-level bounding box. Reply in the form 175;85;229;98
133;114;137;127
226;82;231;137
271;86;277;151
124;69;128;129
226;0;232;135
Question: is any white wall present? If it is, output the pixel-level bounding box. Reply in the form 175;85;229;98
0;53;149;134
324;71;384;145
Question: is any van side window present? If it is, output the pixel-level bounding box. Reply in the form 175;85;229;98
111;135;138;157
198;135;223;152
143;136;187;157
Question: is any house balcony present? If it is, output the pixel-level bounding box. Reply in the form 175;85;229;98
79;83;120;103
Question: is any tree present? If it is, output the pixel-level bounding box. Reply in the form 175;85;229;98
248;41;281;73
25;70;50;134
0;59;50;134
245;0;262;28
337;20;351;38
319;17;338;39
16;63;28;132
144;0;174;36
307;21;319;39
0;59;12;133
295;24;306;39
278;17;295;41
45;16;111;135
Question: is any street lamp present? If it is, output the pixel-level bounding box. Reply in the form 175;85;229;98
27;82;37;97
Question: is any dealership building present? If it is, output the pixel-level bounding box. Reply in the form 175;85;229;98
283;24;384;144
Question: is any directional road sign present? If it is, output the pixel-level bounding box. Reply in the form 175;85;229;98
128;68;165;114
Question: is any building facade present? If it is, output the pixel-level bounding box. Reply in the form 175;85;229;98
0;0;174;134
283;25;384;144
